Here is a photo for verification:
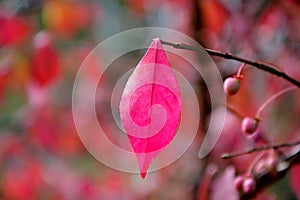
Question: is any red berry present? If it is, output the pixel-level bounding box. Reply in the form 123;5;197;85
234;175;244;192
243;176;256;194
241;117;259;135
223;77;240;96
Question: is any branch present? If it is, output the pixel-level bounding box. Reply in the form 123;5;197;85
222;140;300;159
241;145;300;199
220;140;300;199
160;40;300;88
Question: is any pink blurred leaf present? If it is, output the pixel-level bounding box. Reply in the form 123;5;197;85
197;163;218;200
119;38;181;178
31;31;60;86
291;164;300;199
0;14;29;46
210;166;239;200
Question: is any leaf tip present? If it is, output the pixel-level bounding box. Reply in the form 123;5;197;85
140;172;147;179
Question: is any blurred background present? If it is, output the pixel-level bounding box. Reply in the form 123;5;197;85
0;0;300;199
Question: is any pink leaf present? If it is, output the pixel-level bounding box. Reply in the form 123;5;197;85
119;38;181;178
210;166;239;200
291;164;300;199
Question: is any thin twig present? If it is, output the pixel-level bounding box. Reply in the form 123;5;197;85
222;140;300;159
160;40;300;88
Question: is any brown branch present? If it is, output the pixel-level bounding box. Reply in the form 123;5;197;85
191;2;212;199
160;40;300;88
222;140;300;159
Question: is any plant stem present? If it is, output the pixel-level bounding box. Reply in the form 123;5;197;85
160;40;300;88
246;151;265;175
237;63;246;78
256;86;297;118
222;139;300;159
226;104;244;119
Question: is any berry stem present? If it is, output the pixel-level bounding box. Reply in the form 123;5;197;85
246;151;265;176
160;40;300;88
226;104;244;119
237;63;246;78
255;86;297;118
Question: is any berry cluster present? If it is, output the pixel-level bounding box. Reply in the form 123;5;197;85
223;64;260;135
234;175;256;194
222;62;298;195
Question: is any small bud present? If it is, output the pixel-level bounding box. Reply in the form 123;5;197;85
254;153;278;175
223;77;240;96
266;151;278;170
254;159;268;175
241;117;259;135
243;176;256;194
234;175;244;192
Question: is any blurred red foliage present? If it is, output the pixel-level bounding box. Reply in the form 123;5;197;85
0;14;29;46
31;32;60;86
0;0;299;199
